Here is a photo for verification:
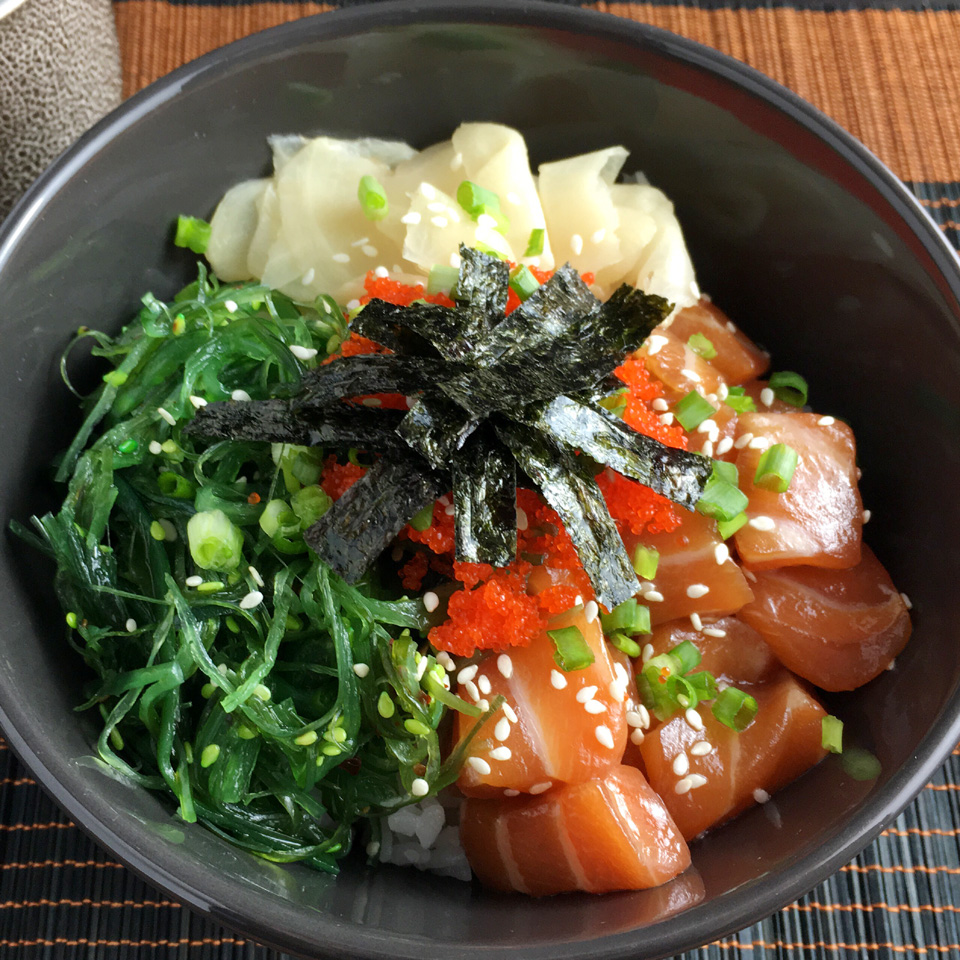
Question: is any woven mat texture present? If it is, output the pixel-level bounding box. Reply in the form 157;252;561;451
3;0;960;956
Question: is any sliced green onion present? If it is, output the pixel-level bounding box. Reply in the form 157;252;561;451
724;386;757;414
637;652;683;719
600;598;651;636
754;443;799;493
666;674;699;709
670;640;702;674
609;632;641;658
687;332;717;360
158;471;195;499
409;502;434;532
696;463;749;523
427;264;460;296
674;391;717;431
841;747;881;781
290;485;332;528
174;215;211;255
597;388;628;418
769;371;809;407
423;671;482;717
686;670;718;703
457;180;504;227
717;511;749;540
509;265;539;302
712;687;758;731
473;241;508;260
357;175;389;221
548;625;595;672
524;227;545;258
632;544;659;580
822;714;843;754
712;459;739;485
187;509;244;572
258;499;289;538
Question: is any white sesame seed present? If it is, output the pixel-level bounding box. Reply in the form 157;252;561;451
574;595;583;607
224;299;238;313
900;592;913;610
416;656;429;681
467;756;491;776
503;703;518;723
647;335;669;356
444;503;455;516
400;211;421;225
494;717;511;741
702;627;727;638
584;700;607;715
529;781;552;795
887;659;896;671
366;841;380;857
353;663;370;678
674;777;694;795
332;253;351;264
726;321;737;333
608;681;627;702
690;612;703;631
595;725;615;749
641;643;654;663
449;152;464;170
749;436;771;451
497;654;513;679
477;699;490;712
500;789;518;798
457;664;478;684
744;568;757;583
576;685;598;704
506;191;521;205
301;268;315;286
626;710;645;728
148;440;163;455
697;419;716;434
583;600;599;624
637;704;651;728
477;674;492;696
185;575;203;587
463;680;480;702
240;590;263;610
449;252;461;268
685;708;704;731
753;788;771;804
714;543;730;565
658;413;675;426
687;774;708;789
716;437;734;456
421;183;437;201
748;516;776;531
677;694;690;709
734;433;753;449
681;368;702;383
651;398;668;412
570;233;583;255
476;213;498;230
423;591;440;613
436;651;455;672
717;383;729;402
427;201;446;214
346;299;361;312
369;266;388;280
760;387;775;407
702;440;715;458
231;389;252;402
490;746;512;761
516;507;528;531
690;741;713;757
630;728;645;745
862;509;871;524
157;406;176;426
411;777;429;797
159;519;177;541
643;590;664;603
431;216;448;228
248;565;264;588
818;415;835;426
125;618;137;632
673;753;690;776
614;662;628;684
591;228;606;244
686;583;710;599
361;397;381;408
289;344;318;361
189;395;207;409
550;670;567;690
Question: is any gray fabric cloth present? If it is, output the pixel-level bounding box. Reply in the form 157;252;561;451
0;0;121;220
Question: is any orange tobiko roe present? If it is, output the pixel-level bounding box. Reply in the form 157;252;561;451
360;271;456;309
319;455;367;501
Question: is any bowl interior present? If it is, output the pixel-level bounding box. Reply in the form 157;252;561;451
1;6;959;959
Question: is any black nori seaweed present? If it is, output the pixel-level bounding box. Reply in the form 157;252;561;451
454;245;508;336
303;457;444;584
295;355;442;412
495;419;639;611
452;426;516;566
397;396;478;469
524;396;712;509
351;298;480;362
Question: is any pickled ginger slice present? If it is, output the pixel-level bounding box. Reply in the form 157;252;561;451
206;178;268;282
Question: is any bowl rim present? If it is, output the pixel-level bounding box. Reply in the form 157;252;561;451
1;1;959;958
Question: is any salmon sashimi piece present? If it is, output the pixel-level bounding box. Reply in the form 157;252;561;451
460;765;691;895
667;300;770;386
736;544;912;691
642;331;726;401
741;379;801;415
621;509;754;626
645;616;781;686
639;672;827;840
733;411;863;570
683;401;737;460
455;604;629;797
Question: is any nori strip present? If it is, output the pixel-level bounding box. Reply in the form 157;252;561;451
351;299;479;363
495;419;639;611
187;399;408;452
524;396;712;509
348;303;438;357
452;426;516;566
303;457;444;583
397;396;478;470
295;355;442;412
454;245;508;336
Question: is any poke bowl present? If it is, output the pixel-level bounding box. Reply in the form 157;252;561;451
0;2;959;958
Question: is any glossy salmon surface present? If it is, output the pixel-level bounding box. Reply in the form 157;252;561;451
642;331;725;400
733;412;863;570
737;544;912;691
639;673;828;840
460;765;691;895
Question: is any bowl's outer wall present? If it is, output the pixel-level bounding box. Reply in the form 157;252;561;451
1;6;959;960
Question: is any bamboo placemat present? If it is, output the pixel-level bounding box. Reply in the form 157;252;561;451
2;0;958;956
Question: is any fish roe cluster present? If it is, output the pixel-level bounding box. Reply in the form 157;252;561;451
319;455;367;501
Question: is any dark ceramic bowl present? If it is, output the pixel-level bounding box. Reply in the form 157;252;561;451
1;2;958;957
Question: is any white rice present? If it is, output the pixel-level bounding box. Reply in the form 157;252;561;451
376;793;472;881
